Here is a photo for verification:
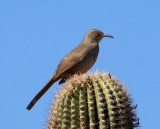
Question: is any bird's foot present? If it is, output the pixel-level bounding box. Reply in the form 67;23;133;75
59;78;67;85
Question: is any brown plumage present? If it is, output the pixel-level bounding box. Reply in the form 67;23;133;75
26;29;114;110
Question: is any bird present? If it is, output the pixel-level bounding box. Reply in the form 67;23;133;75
26;29;114;110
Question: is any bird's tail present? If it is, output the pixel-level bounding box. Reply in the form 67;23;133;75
26;76;59;110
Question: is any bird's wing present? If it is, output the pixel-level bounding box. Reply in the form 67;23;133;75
53;44;89;77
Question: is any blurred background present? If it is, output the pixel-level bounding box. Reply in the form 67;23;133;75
0;0;159;128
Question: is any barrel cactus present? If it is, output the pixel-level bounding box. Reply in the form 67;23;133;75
46;72;139;129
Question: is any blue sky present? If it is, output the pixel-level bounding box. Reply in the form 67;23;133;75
0;0;160;129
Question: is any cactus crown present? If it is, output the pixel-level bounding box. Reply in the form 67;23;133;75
47;72;139;129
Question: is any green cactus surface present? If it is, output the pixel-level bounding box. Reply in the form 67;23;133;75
46;72;139;129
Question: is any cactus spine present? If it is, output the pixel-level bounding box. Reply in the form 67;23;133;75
46;72;139;129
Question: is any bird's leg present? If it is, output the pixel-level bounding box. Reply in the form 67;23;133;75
59;78;67;85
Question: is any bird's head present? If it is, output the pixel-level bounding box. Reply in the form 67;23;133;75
83;29;114;43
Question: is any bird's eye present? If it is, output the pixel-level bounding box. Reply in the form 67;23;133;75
94;32;97;35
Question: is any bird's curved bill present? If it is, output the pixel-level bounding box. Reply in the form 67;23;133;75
103;34;114;39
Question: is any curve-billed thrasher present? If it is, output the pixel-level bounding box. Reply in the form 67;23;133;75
27;29;114;110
